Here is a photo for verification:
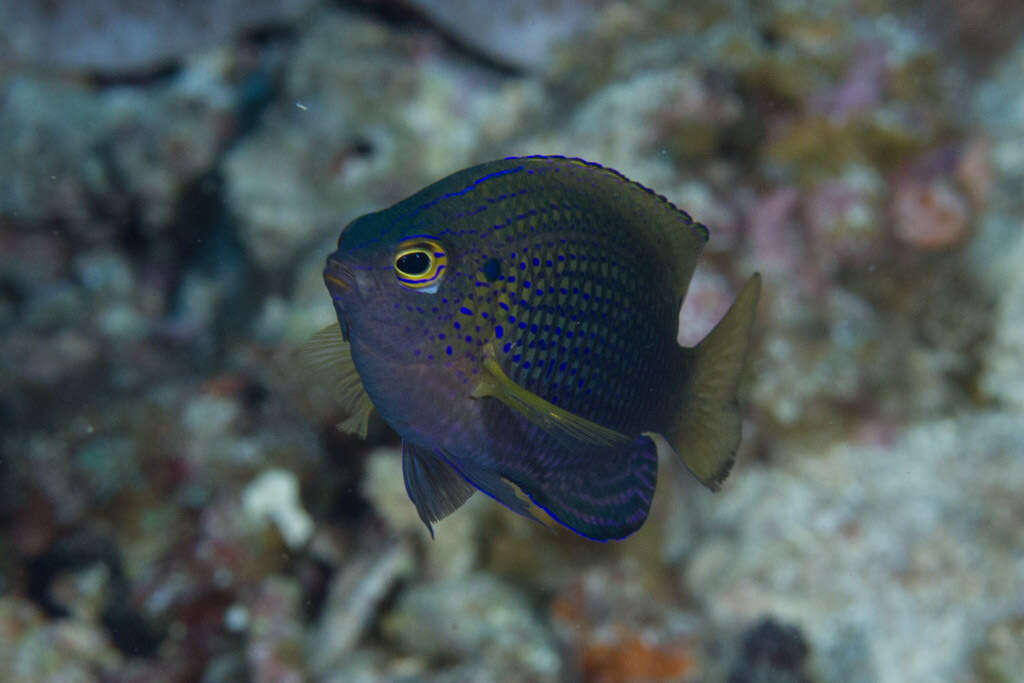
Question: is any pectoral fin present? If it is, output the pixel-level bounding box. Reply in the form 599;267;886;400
298;324;375;437
471;344;631;449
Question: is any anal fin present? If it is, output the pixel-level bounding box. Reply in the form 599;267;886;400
451;459;542;527
518;435;659;541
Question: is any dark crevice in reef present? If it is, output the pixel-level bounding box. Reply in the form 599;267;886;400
728;618;812;683
86;62;183;89
164;169;256;369
81;20;299;89
27;532;165;657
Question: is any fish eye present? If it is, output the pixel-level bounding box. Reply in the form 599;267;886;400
397;251;430;275
393;238;447;292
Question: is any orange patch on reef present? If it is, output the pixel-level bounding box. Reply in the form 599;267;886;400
202;373;250;397
581;637;698;683
549;586;584;623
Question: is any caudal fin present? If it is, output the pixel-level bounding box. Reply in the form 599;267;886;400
666;274;761;490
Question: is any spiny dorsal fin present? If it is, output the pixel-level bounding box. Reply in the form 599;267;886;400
412;156;708;303
512;155;709;302
298;324;375;438
666;274;761;490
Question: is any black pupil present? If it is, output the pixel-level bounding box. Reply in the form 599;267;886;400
397;251;431;276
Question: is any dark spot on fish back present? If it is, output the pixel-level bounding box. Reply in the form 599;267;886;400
483;257;501;281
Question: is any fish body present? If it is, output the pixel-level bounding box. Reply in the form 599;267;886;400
315;155;760;541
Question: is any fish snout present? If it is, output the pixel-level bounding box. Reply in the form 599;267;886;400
324;258;355;296
325;257;383;300
324;260;355;341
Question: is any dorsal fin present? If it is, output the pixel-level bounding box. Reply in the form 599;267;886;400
510;155;709;302
382;155;708;303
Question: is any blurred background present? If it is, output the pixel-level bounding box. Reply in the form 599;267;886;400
1;1;1022;681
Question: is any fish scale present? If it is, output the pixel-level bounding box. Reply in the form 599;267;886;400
318;155;761;540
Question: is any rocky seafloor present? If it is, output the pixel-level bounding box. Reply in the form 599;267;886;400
1;1;1022;681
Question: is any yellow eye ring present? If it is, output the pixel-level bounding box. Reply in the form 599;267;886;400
394;237;447;291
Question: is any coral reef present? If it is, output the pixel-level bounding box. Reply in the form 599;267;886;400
401;0;611;71
686;412;1024;683
2;0;1022;681
381;573;563;682
0;0;315;75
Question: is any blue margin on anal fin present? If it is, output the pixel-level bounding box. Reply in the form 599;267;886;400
449;457;544;528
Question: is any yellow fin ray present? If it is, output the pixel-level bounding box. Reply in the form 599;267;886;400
471;345;631;448
298;324;375;438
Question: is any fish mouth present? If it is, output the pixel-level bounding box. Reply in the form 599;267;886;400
324;258;355;340
323;258;354;295
324;273;348;291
